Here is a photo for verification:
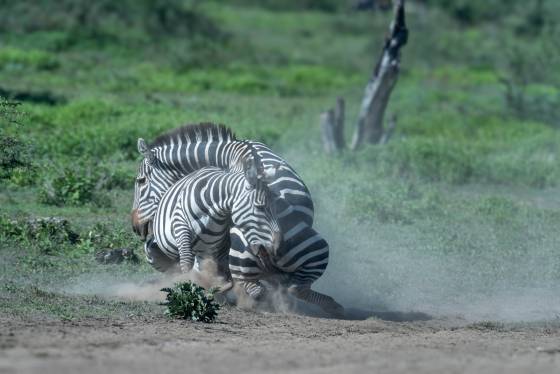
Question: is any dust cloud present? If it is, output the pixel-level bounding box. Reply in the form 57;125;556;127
310;190;560;322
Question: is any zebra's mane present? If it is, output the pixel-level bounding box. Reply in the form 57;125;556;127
149;123;236;149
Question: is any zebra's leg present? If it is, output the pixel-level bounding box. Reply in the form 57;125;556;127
215;251;234;292
277;226;344;317
288;285;345;318
176;229;195;274
237;280;266;300
228;228;267;301
196;254;234;293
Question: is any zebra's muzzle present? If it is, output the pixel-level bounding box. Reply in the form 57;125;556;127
131;209;150;241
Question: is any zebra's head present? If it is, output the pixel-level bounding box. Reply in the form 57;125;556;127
231;148;282;258
131;138;173;240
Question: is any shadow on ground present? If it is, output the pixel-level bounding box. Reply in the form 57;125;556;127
343;307;432;322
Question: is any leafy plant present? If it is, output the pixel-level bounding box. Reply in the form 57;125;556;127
161;282;220;322
0;98;33;181
76;222;137;253
0;215;79;254
37;160;130;206
38;165;102;206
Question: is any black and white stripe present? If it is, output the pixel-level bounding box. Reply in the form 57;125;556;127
131;124;343;316
132;124;313;239
151;166;281;282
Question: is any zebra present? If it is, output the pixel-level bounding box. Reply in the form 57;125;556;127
151;157;281;290
131;123;343;316
131;123;313;242
149;158;342;315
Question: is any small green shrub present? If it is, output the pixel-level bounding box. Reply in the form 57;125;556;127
161;282;220;322
38;165;102;206
0;215;79;254
0;98;33;181
8;166;37;186
76;222;137;253
37;160;131;206
0;215;24;239
0;134;31;180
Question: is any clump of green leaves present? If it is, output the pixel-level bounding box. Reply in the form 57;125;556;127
37;161;130;207
0;98;34;182
0;215;79;254
38;165;102;206
161;282;220;322
77;222;136;253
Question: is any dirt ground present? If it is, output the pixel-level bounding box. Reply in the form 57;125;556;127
2;307;560;374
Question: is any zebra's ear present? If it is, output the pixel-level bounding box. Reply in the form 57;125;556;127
243;157;258;186
138;138;149;155
137;138;154;164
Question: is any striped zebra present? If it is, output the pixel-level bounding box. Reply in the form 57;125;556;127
151;157;280;286
131;124;343;316
131;124;313;241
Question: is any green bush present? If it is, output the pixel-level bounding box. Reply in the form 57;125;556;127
0;215;79;254
38;165;102;206
36;156;132;206
76;222;137;253
161;282;220;322
0;98;33;181
8;166;37;187
0;134;31;180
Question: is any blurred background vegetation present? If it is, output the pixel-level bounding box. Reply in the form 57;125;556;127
1;0;559;320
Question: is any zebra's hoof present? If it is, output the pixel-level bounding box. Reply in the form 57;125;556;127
179;262;195;274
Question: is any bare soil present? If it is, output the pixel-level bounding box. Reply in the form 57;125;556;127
2;307;560;374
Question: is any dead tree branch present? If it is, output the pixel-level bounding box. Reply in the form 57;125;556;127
321;97;346;154
351;0;408;150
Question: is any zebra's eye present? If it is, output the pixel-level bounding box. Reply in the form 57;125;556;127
137;176;146;184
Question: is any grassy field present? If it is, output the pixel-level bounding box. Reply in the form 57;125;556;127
1;0;560;323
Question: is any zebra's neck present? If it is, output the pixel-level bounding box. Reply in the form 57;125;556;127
217;172;246;215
